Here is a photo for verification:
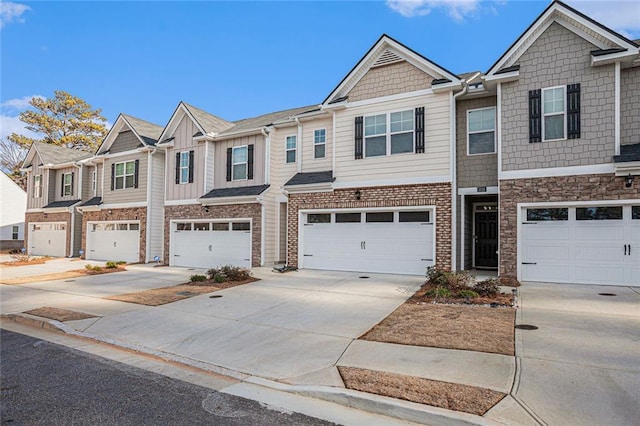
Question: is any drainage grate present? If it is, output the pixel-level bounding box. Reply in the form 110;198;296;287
515;324;538;330
359;276;370;279
209;295;223;299
598;293;617;297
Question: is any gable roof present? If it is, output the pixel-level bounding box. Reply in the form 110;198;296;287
158;101;234;144
322;34;462;105
486;0;640;77
96;113;163;155
22;141;92;169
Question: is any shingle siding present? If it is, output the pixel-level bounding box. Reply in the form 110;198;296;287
348;61;433;102
621;66;640;146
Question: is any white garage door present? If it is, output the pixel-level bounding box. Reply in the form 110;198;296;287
521;205;639;286
29;222;66;257
86;222;140;263
170;220;251;269
301;210;434;275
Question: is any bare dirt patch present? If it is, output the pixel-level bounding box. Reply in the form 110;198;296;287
339;366;505;416
0;267;125;285
361;304;515;355
24;307;98;322
105;277;259;306
0;257;51;267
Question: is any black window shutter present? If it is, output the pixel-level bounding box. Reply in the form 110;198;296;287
567;83;580;139
226;147;232;181
188;150;194;183
529;89;541;143
415;107;425;153
111;164;115;190
134;159;140;188
175;152;180;184
247;144;254;180
61;174;64;197
70;172;74;195
354;116;363;159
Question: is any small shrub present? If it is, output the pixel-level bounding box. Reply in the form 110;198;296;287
427;286;451;299
105;261;118;269
190;274;207;282
426;266;445;283
207;265;251;282
85;264;103;272
437;271;475;291
498;276;521;287
459;289;479;299
474;278;500;296
115;260;126;265
85;264;93;271
9;253;30;262
214;274;226;283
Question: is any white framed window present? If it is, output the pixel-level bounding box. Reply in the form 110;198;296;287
364;110;414;157
114;161;136;190
91;170;97;193
314;129;326;159
467;107;496;155
542;86;566;141
232;145;248;180
286;135;296;163
34;174;42;198
179;151;190;184
12;226;19;240
63;173;73;196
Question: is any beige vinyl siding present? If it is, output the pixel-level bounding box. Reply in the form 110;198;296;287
213;134;266;188
109;130;141;154
27;155;46;209
147;151;165;261
95;163;103;198
334;92;451;184
81;165;93;200
301;116;333;173
52;166;78;202
47;170;57;203
102;152;148;204
165;116;205;202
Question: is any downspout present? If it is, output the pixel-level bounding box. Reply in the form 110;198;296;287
71;161;84;257
261;127;270;184
451;72;477;271
294;117;302;173
145;147;160;263
332;111;336;177
258;196;266;267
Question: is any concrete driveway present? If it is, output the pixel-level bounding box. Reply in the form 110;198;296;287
516;282;640;426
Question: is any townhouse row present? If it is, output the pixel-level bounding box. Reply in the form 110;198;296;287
21;1;640;286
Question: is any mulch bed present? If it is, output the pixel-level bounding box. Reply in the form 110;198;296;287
338;366;505;416
410;282;515;306
0;257;51;267
24;307;98;322
104;277;260;306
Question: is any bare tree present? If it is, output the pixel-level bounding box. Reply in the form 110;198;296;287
0;139;27;189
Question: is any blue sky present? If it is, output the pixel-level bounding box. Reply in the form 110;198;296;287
1;1;639;140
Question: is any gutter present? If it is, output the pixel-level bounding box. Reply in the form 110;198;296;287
261;127;271;184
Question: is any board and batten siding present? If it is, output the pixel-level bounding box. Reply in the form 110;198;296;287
333;92;451;184
27;154;47;209
102;152;147;204
301;116;333;173
109;130;142;154
52;166;78;203
81;164;93;201
165;115;205;202
147;151;165;261
213;134;266;188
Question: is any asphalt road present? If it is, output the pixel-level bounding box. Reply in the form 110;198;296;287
0;329;334;426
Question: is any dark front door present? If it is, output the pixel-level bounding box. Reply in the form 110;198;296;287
474;211;498;268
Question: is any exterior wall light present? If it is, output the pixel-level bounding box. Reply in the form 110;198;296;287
355;189;361;200
625;174;634;188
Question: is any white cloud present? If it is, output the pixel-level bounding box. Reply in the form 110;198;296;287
386;0;481;21
567;1;640;39
0;2;31;29
0;95;44;112
0;115;38;140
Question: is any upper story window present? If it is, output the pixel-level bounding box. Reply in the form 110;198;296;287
12;225;19;240
314;129;326;159
114;161;136;190
286;135;297;163
467;107;496;155
179;151;190;184
33;174;42;198
364;110;414;157
232;145;248;180
542;86;565;141
62;173;73;196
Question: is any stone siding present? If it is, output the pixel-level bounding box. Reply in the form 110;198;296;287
287;183;452;271
499;174;640;278
25;211;72;257
501;22;616;171
621;66;640;145
81;207;147;262
456;96;498;188
348;61;432;102
163;203;262;267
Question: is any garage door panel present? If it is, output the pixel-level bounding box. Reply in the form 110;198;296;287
29;223;66;257
87;223;140;263
575;266;625;283
522;264;570;282
522;225;569;240
575;225;624;241
524;244;570;261
575;245;623;262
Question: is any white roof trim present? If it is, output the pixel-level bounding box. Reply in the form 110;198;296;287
96;114;148;155
157;102;206;144
199;195;259;206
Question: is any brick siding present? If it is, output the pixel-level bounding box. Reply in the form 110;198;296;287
163;203;262;267
81;207;147;262
499;174;640;278
287;183;452;271
25;211;72;257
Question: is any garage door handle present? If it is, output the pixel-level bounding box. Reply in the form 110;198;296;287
303;254;313;257
625;244;628;255
421;258;433;262
522;262;537;265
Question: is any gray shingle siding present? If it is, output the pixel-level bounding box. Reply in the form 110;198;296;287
621;66;640;146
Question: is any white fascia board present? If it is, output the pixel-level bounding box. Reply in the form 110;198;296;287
164;199;200;206
96;147;149;160
284;183;333;194
499;163;616;180
76;205;101;213
199;196;259;206
431;81;464;93
457;186;499;196
614;161;640;176
26;208;44;213
214;128;264;140
320;102;348;112
43;206;74;214
332;175;451;189
591;50;639;66
99;202;147;209
483;71;520;84
96;115;127;155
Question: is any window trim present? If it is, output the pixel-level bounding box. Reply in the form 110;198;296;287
364;109;415;158
178;151;190;184
114;160;136;190
91;170;97;194
62;173;73;197
12;225;19;240
466;106;496;156
285;135;297;164
232;145;248;181
542;85;567;142
34;174;42;198
313;129;326;159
